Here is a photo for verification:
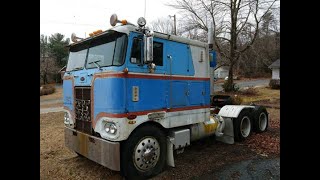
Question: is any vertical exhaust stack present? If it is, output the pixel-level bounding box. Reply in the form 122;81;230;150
208;23;214;50
208;23;215;96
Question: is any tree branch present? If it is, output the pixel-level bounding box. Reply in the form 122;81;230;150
236;4;252;35
237;0;277;55
213;63;230;71
216;36;231;42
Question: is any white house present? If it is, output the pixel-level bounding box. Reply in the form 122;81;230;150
269;59;280;80
214;66;229;79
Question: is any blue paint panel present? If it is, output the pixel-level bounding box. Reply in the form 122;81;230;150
170;81;188;107
189;82;205;106
127;78;167;112
126;78;210;112
93;78;126;118
63;79;73;111
166;41;195;76
204;81;210;105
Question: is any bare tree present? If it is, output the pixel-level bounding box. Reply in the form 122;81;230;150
169;0;278;91
150;17;174;34
149;17;184;36
40;56;59;85
40;34;60;85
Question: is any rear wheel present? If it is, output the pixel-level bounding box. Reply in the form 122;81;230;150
121;125;166;179
253;106;269;133
233;109;252;142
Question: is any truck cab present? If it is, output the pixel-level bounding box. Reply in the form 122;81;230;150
63;14;269;179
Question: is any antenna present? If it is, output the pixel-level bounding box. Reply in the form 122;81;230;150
144;0;146;19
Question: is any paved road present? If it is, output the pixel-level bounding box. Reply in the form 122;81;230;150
40;107;64;114
196;157;280;180
40;99;63;105
213;79;269;92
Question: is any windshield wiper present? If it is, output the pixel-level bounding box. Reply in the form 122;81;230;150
88;60;102;70
73;67;83;71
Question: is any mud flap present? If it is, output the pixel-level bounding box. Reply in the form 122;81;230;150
167;137;175;167
216;117;234;144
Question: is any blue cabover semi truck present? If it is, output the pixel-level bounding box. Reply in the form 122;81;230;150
63;14;269;178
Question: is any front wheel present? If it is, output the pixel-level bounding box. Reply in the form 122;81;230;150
233;109;252;142
121;125;167;179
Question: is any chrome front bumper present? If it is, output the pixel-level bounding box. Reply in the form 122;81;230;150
65;127;120;171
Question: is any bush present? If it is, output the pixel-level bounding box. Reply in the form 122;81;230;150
222;81;240;92
240;87;258;96
40;85;56;96
269;79;280;89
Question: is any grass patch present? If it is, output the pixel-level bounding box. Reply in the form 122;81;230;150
239;87;258;96
216;87;280;104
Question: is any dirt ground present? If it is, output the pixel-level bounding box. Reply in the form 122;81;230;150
40;100;279;179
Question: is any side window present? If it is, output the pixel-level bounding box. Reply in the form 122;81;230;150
153;42;163;66
130;38;142;64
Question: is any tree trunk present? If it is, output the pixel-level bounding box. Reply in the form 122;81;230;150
228;62;234;86
43;74;47;85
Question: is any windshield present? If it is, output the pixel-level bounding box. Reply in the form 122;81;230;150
66;31;127;71
66;45;88;71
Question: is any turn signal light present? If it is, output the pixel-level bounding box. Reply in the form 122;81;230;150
121;20;127;25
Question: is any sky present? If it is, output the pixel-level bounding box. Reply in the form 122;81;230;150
40;0;180;39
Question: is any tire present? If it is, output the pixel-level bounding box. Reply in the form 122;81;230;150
120;125;167;179
253;106;269;133
233;109;252;142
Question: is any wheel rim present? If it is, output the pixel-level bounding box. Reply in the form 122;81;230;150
259;112;267;131
240;116;251;137
133;137;160;172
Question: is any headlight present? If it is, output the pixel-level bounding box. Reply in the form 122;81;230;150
105;124;110;133
104;122;117;134
110;124;117;134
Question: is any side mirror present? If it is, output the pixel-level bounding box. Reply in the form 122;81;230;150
144;35;153;63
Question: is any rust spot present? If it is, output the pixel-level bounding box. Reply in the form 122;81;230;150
88;137;95;143
78;133;88;156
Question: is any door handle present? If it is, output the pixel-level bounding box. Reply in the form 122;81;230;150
185;91;189;96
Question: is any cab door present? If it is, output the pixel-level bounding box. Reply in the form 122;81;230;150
125;32;167;112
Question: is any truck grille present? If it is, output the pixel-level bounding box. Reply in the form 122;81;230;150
74;87;92;134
